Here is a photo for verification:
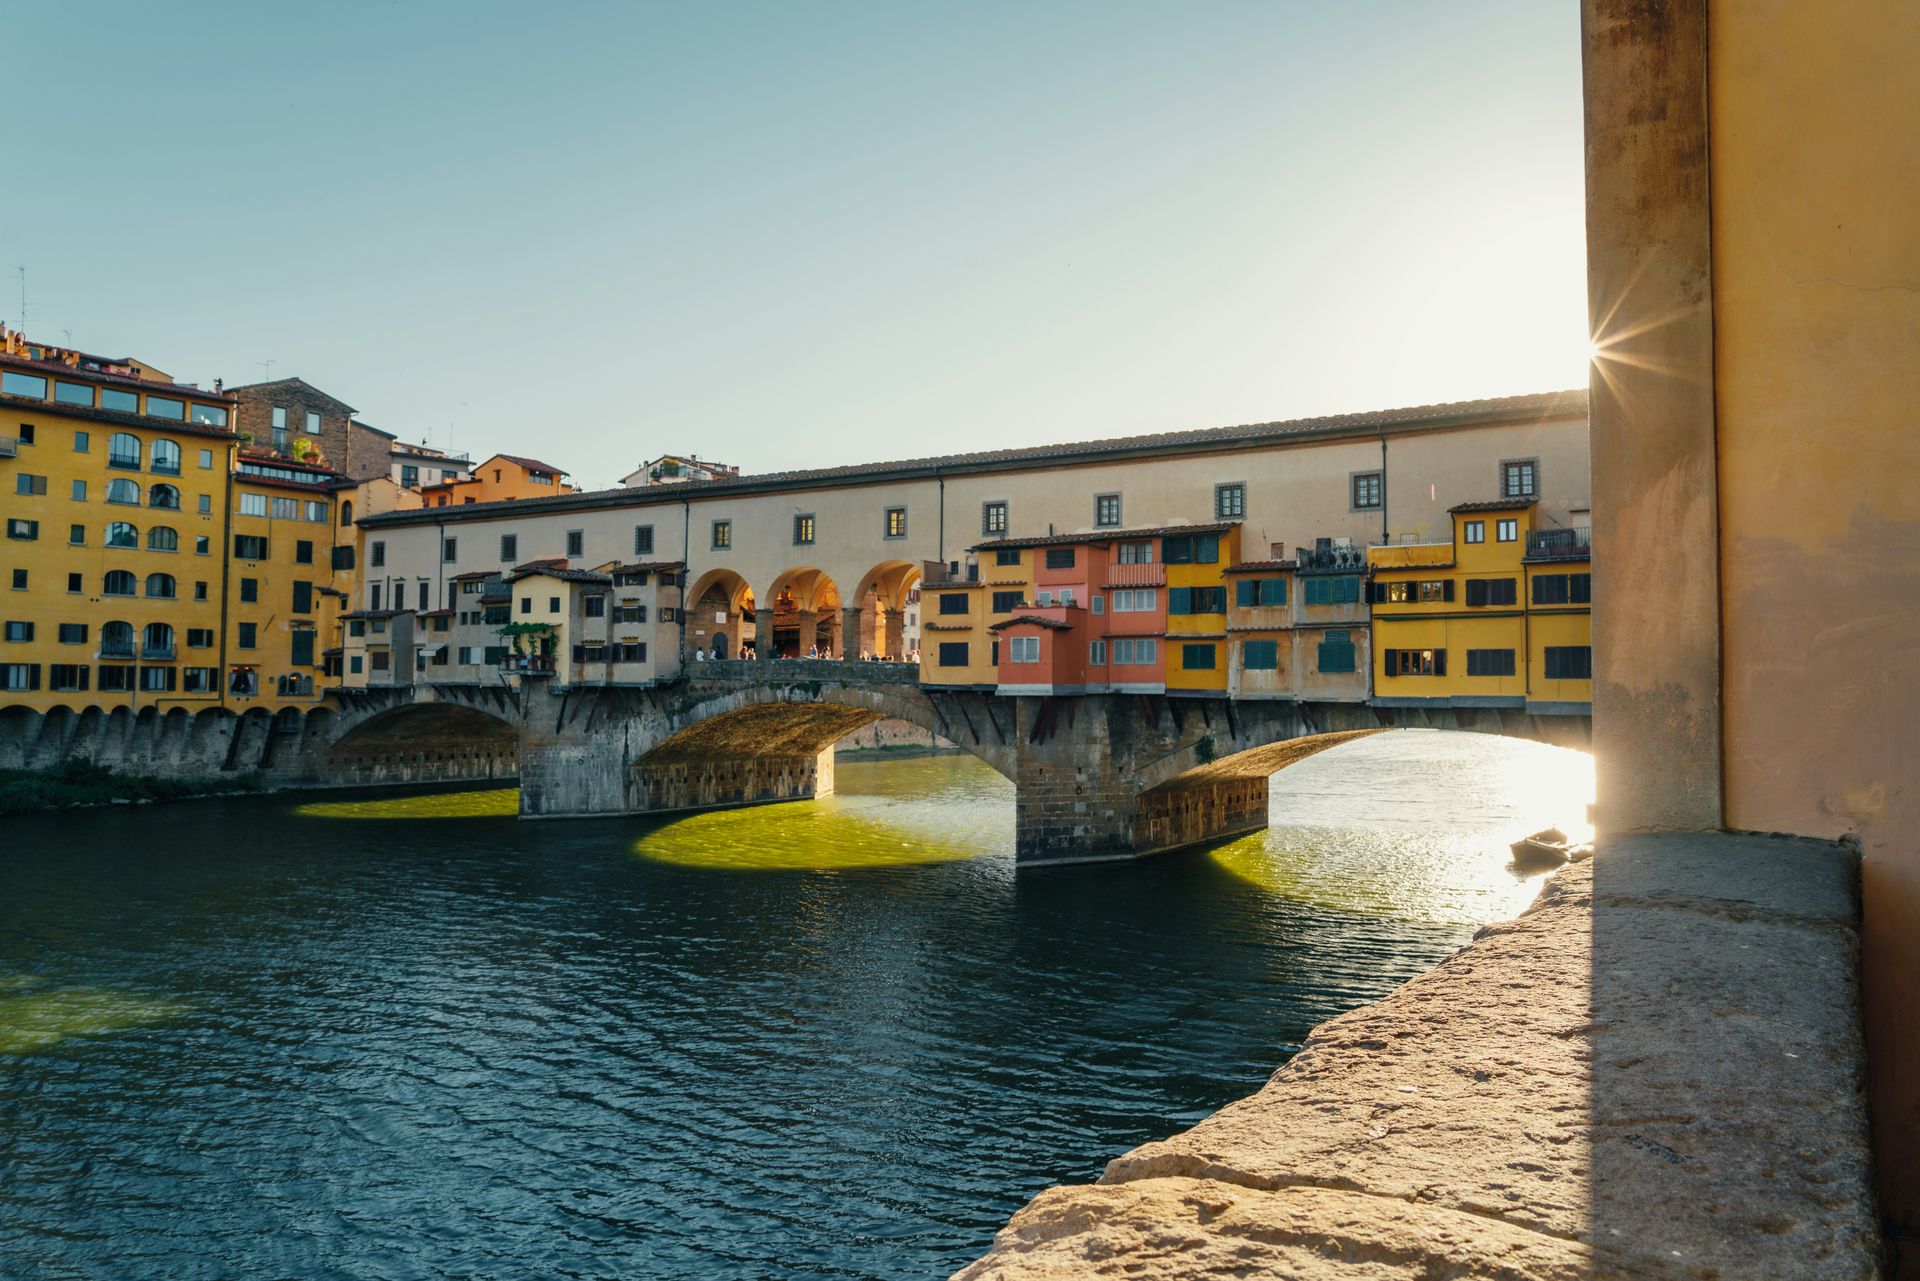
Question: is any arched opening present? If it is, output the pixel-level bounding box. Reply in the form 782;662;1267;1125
324;702;521;786
147;483;181;511
766;567;841;658
849;560;922;662
684;568;756;661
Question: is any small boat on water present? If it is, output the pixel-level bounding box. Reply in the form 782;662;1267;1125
1510;827;1575;871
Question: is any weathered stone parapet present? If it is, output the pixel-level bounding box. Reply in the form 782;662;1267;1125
956;833;1878;1279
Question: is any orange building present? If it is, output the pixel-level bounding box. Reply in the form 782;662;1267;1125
419;453;573;507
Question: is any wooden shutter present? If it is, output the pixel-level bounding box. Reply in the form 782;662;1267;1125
1443;580;1455;602
1236;580;1256;607
1433;649;1447;675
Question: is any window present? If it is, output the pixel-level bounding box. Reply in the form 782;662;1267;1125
1352;471;1383;510
711;520;731;550
4;620;32;642
1008;636;1040;664
0;663;41;691
50;664;88;692
1384;648;1446;677
197;536;212;556
66;572;81;593
194;581;208;601
500;534;518;562
793;513;815;545
237;623;257;650
271;406;287;434
991;590;1023;613
73;430;89;452
1090;595;1104;615
613;602;647;624
1467;648;1517;677
108;433;142;469
1215;482;1245;519
56;623;87;644
392;581;405;611
107;478;142;505
1381;579;1454;604
520;597;532;616
69;479;89;501
1496;518;1519;542
1317;629;1357;673
585;595;606;618
194;494;210;515
0;371;47;398
7;518;38;540
305;501;327;523
567;529;584;557
1544;646;1593;680
234;577;257;604
370;541;386;568
290;630;315;668
97;664;135;692
269;496;297;520
993;549;1020;567
937;592;970;616
1044;547;1075;570
621;523;652;558
1501;459;1538;498
292;581;313;614
1090;639;1107;665
146;573;176;599
54;381;92;407
138;666;177;693
548;596;561;613
187;628;214;648
103;570;136;596
1464;520;1485;544
293;539;314;565
340;501;353;526
1464;578;1518;607
1167;585;1226;614
234;535;268;560
937;642;969;667
306;410;321;435
141;622;174;657
105;522;139;549
1531;573;1591;605
1161;534;1219;564
150;484;182;511
981;501;1008;536
199;449;214;469
15;473;46;496
1094;494;1121;527
145;525;177;553
400;464;419;489
1111;588;1157;612
1242;639;1279;670
8;569;21;590
238;493;266;517
183;667;217;692
16;423;33;444
1235;578;1287;607
69;524;85;546
1117;540;1153;564
1181;643;1217;670
1112;637;1157;665
150;439;181;475
349;656;364;675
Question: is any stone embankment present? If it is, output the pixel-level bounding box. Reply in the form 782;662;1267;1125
957;832;1879;1279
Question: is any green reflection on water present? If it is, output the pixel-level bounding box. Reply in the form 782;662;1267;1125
635;754;1015;872
0;975;185;1055
292;788;521;820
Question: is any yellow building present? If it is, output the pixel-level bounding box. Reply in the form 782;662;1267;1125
919;576;999;687
226;450;352;703
1162;524;1240;694
1369;498;1590;714
0;331;239;712
418;452;573;507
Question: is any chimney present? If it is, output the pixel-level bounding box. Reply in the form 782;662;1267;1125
213;377;223;392
1269;540;1285;560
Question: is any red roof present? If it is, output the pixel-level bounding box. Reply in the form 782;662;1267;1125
1448;497;1538;513
990;614;1076;632
491;454;569;475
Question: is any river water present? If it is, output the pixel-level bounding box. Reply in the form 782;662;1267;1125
0;729;1591;1281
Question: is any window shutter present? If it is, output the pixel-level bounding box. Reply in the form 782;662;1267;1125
1443;580;1455;602
1236;580;1255;607
1434;649;1447;676
1383;650;1396;677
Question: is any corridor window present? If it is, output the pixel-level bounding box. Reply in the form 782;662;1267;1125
1544;646;1593;680
371;541;386;567
442;537;457;563
884;507;907;539
1008;636;1040;663
1214;482;1245;519
1242;639;1278;670
1351;471;1382;510
1467;648;1517;676
1094;494;1121;528
793;513;815;545
981;501;1008;536
1501;459;1538;498
566;530;584;557
500;534;518;562
1181;643;1217;670
711;520;731;549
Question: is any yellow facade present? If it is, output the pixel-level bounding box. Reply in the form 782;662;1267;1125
919;579;1000;687
1369;499;1590;712
0;347;240;713
226;454;349;705
1162;525;1238;694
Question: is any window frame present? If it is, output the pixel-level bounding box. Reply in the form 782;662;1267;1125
1093;493;1122;528
1214;481;1246;520
1350;470;1383;511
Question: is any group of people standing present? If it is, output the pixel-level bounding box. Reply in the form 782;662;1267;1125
684;639;918;663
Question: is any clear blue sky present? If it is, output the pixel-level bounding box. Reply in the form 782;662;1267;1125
3;1;1586;487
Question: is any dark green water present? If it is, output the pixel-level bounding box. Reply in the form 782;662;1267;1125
0;732;1588;1280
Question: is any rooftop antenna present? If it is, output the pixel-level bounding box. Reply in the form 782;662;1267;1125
12;266;25;333
259;359;275;382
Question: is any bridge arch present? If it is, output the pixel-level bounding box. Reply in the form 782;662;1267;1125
685;568;756;659
324;699;521;787
766;566;843;658
848;559;921;660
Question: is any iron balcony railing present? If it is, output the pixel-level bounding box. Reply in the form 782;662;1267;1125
98;643;136;660
0;435;17;458
140;643;177;661
1296;544;1369;572
1526;527;1593;560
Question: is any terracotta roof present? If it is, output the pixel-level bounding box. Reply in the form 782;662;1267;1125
342;609;408;620
510;566;610;585
0;351;227;400
449;570;498;581
417;608;453;617
1225;560;1298;572
510;558;569;574
990;614;1076;632
0;387;238;441
491;454;569;475
970;521;1238;553
605;560;686;574
1448;497;1538;513
359;389;1589;530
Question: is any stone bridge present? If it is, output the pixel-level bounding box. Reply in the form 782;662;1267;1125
294;660;1591;865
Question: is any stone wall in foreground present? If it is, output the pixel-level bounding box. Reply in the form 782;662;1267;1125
955;833;1878;1280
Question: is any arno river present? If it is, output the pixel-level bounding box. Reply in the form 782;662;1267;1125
1;730;1591;1280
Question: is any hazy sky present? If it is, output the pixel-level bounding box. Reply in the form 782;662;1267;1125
4;1;1586;487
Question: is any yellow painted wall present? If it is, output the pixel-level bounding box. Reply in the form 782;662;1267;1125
228;478;343;705
919;583;997;687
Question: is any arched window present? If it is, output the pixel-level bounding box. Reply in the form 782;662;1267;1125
147;526;178;552
105;521;139;548
339;500;354;526
108;433;142;469
142;622;174;657
103;570;137;596
101;620;134;657
145;573;176;599
150;439;182;475
107;478;142;505
148;483;181;510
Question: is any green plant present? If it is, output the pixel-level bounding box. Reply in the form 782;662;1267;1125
291;437;315;462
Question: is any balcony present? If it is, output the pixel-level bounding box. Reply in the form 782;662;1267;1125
0;435;16;458
1526;527;1593;561
1296;543;1369;573
140;644;177;661
500;654;556;676
98;644;135;660
1102;561;1166;588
